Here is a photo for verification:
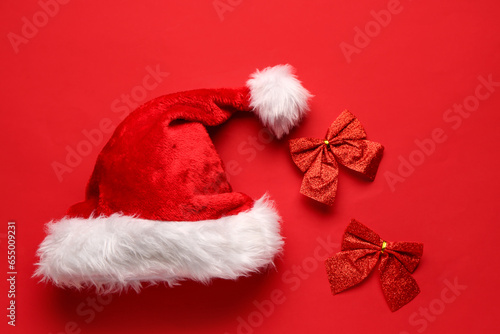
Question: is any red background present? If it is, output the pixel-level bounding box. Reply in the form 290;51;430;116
1;0;500;333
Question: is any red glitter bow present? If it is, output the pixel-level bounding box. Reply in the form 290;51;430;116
325;219;424;312
289;110;384;205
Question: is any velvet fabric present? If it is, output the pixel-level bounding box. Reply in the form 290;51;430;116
67;87;255;221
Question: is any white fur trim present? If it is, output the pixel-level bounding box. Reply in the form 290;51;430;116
247;64;312;139
34;195;283;293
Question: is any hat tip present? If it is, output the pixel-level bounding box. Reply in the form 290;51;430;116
246;64;312;139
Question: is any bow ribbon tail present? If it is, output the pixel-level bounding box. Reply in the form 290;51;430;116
379;254;421;312
325;249;380;295
300;153;339;205
290;137;339;205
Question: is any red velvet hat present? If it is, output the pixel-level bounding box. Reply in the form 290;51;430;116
35;64;311;292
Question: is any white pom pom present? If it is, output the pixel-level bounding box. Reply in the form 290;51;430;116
247;64;312;139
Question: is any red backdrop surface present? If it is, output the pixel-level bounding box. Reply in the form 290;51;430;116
1;1;500;333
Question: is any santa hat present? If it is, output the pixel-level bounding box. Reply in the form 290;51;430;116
35;64;311;292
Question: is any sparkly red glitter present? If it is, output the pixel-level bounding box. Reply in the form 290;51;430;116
289;110;384;205
325;219;424;312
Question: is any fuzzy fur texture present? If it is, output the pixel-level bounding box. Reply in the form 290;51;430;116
247;64;312;139
35;195;283;293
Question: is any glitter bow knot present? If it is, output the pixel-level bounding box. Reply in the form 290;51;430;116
289;110;384;205
325;219;424;312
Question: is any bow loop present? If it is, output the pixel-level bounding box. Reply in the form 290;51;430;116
289;137;328;172
330;139;384;180
342;218;383;248
325;110;367;141
384;241;424;273
290;110;384;205
379;255;421;312
325;220;423;311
